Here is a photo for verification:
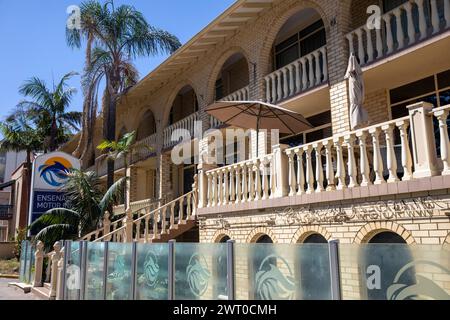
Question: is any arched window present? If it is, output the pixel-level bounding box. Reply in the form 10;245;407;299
215;53;249;101
363;231;416;300
297;233;331;300
250;234;276;300
213;235;231;299
168;85;198;126
136;110;156;141
272;8;326;71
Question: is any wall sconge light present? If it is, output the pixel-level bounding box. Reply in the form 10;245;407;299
330;17;337;27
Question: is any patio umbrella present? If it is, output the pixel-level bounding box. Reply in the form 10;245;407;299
205;100;312;156
345;52;369;130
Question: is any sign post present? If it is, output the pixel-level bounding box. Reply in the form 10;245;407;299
28;152;80;235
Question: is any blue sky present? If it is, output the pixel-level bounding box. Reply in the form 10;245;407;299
0;0;235;121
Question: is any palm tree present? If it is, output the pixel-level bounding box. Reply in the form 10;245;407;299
30;169;125;249
66;0;181;186
97;131;137;211
0;110;42;169
18;72;82;152
0;112;43;221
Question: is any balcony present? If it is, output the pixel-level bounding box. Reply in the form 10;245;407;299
198;102;450;213
220;85;249;102
0;205;13;220
264;46;328;104
346;0;450;68
163;111;200;149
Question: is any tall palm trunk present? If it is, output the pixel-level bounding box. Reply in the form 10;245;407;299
49;117;58;152
74;32;94;161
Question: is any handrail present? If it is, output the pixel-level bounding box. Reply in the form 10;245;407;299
95;190;196;242
285;115;409;154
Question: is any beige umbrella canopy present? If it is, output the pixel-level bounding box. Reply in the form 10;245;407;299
345;52;369;130
205;100;313;156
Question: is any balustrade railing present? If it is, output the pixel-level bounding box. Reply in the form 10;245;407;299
204;155;274;206
163;111;200;149
285;116;413;194
346;0;450;67
200;102;450;208
131;133;157;163
220;85;250;102
432;104;450;175
95;190;197;243
264;46;328;104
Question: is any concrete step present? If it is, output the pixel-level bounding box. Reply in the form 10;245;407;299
44;282;51;290
7;282;32;293
31;286;52;300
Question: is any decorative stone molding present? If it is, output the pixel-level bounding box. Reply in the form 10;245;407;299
246;227;277;243
353;221;416;244
291;225;332;243
211;229;233;243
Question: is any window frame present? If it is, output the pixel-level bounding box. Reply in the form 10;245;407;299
273;18;326;71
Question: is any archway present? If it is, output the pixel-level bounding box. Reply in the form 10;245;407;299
168;85;198;126
362;231;416;300
270;7;326;72
297;233;331;300
213;234;231;299
214;52;249;101
136;110;156;141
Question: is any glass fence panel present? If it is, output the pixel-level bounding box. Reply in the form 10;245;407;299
339;244;450;300
29;243;36;285
174;243;227;300
65;242;82;300
136;243;169;300
84;242;106;300
24;242;34;284
19;240;28;283
235;243;332;300
105;242;133;300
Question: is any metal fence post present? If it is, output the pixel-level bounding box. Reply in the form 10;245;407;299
78;241;85;301
62;240;71;300
328;239;342;300
130;241;138;300
168;240;176;300
102;241;109;300
227;240;236;300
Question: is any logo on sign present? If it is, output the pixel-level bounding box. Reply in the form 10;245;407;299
38;157;72;187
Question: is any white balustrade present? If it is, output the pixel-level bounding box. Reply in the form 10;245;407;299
163;111;200;148
283;116;418;197
220;85;250;102
264;46;328;104
346;0;450;66
205;155;274;205
432;105;450;175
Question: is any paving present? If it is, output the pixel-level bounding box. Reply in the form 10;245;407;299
0;278;43;300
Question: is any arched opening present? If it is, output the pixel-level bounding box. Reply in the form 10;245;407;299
213;235;231;299
362;231;416;300
168;85;198;126
296;233;331;300
303;233;327;243
136;110;156;141
250;234;277;300
214;53;249;101
271;8;326;72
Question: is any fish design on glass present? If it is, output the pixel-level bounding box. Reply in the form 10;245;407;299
142;251;160;288
255;255;296;300
387;261;450;300
186;253;211;297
